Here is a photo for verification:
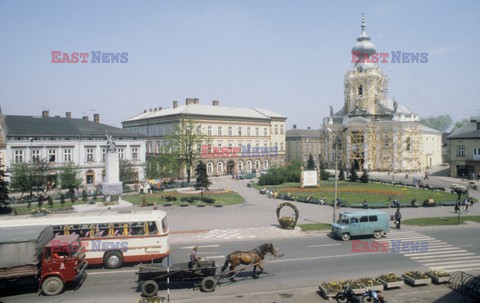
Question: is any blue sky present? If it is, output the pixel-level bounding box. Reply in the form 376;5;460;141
1;0;479;128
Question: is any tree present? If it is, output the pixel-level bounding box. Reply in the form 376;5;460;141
82;189;88;202
59;162;82;196
10;162;33;198
360;169;369;183
420;115;453;132
60;193;66;205
319;160;331;181
452;118;469;132
30;159;51;194
120;159;138;183
146;153;181;180
167;119;210;183
338;165;345;181
47;195;54;208
306;154;316;170
37;195;44;208
195;161;211;197
0;162;12;214
348;166;358;182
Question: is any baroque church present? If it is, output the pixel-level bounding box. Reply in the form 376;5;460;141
321;16;441;172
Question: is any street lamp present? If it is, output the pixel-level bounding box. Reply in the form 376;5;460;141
328;127;348;224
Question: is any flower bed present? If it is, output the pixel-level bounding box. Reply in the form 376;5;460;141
376;273;404;289
426;270;451;284
318;277;382;298
402;271;430;286
318;281;343;299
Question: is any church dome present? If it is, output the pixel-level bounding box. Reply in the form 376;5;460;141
351;15;377;70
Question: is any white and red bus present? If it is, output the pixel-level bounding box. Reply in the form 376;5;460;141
0;209;169;269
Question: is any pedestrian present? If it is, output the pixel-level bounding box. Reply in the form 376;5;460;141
455;199;460;213
395;209;402;229
412;176;416;185
424;172;429;180
139;184;144;194
465;200;470;214
411;198;418;208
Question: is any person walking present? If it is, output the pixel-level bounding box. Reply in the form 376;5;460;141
424;172;429;180
455;199;460;213
395;209;402;229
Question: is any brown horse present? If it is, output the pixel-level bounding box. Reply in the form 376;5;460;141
221;243;277;279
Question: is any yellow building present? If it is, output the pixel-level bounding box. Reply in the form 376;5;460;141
122;99;286;176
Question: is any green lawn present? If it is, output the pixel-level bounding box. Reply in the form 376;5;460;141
403;216;480;226
255;181;465;205
122;191;244;206
299;223;332;231
12;201;85;215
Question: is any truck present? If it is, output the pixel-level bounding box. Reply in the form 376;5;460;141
0;225;87;296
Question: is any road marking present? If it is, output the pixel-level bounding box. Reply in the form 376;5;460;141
424;258;480;266
405;249;467;257
422;247;466;252
308;244;341;248
411;253;475;260
430;262;480;269
204;255;225;260
179;245;220;249
198;252;220;255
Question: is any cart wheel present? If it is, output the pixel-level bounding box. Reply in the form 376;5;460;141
141;280;159;297
201;277;216;292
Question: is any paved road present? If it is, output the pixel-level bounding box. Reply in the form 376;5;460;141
2;227;479;303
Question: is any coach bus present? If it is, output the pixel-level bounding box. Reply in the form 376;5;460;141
0;209;169;269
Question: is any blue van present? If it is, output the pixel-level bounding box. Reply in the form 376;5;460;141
332;210;390;241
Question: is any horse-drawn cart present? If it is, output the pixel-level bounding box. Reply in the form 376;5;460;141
137;261;218;296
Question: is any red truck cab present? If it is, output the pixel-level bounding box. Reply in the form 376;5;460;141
40;234;87;295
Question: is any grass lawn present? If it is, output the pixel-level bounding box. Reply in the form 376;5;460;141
123;191;244;206
299;223;332;231
255;181;465;205
403;216;480;226
12;201;85;215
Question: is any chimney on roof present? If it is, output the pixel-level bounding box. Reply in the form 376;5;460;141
173;100;178;108
144;109;147;113
66;112;72;119
158;107;162;111
293;125;296;129
82;116;89;120
94;113;100;123
307;126;311;130
42;110;49;118
194;98;199;104
186;98;196;105
212;100;220;106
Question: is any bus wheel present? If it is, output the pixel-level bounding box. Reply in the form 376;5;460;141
141;280;159;297
341;233;351;241
42;276;64;296
104;251;123;269
373;231;382;239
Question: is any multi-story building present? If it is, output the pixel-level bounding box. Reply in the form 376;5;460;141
321;16;442;172
2;111;146;187
447;120;480;177
285;125;323;165
122;99;286;176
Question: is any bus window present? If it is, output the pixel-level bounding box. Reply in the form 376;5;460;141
350;217;359;223
369;216;378;222
122;223;129;236
360;216;368;223
148;221;158;234
131;223;144;235
161;217;168;233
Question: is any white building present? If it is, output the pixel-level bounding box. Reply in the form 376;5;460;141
122;99;286;176
2;111;146;187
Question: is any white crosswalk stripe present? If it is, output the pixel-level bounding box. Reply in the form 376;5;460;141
376;230;479;273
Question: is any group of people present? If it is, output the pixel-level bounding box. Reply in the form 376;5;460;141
454;198;473;214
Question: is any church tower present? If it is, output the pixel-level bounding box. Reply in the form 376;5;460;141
344;15;388;116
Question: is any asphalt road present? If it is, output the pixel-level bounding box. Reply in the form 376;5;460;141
2;226;479;303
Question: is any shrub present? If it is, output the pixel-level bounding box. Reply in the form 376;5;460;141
165;195;177;201
258;161;302;185
349;166;359;182
60;193;65;205
339;166;345;180
47;196;54;208
360;170;369;183
37;196;44;208
201;197;215;204
82;189;88;202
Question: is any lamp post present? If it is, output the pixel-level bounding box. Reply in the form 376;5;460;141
331;127;348;224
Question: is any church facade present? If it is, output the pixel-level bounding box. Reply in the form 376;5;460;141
321;16;441;172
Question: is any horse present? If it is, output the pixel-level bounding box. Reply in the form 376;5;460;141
221;243;277;280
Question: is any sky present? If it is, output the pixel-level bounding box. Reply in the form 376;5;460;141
1;0;479;129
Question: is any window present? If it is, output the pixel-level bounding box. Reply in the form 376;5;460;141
256;128;259;136
406;137;411;151
48;149;57;162
102;148;107;161
384;134;390;148
264;128;267;136
14;150;24;163
360;216;368;223
368;216;378;222
280;125;284;134
228;127;232;136
274;125;278;134
207;162;213;174
255;160;260;170
238;127;242;136
247;127;251;136
118;148;124;159
196;126;201;135
207;126;212;136
131;147;138;159
217;162;223;173
32;149;40;162
217;126;222;136
457;145;465;157
86;148;95;162
63;149;72;162
280;143;284;151
358;85;363;95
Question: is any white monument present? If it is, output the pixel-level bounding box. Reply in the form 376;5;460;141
102;134;123;201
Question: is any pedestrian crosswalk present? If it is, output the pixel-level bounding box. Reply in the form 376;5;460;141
376;230;480;273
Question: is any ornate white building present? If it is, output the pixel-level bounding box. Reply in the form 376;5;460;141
322;16;441;172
